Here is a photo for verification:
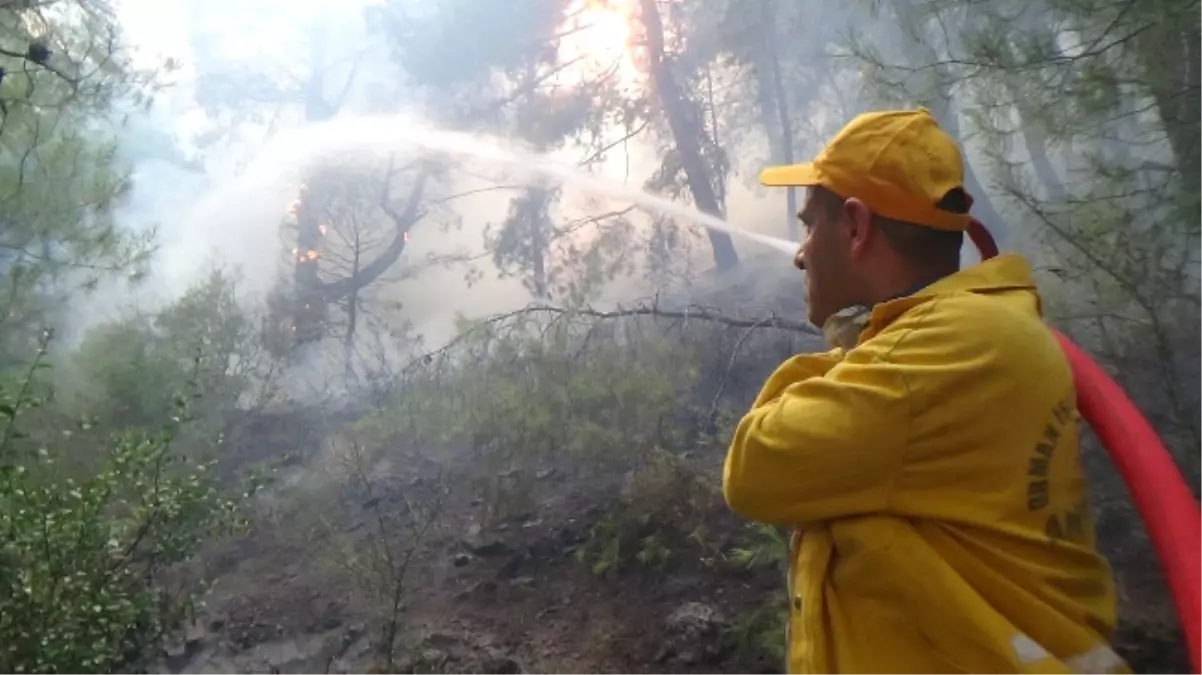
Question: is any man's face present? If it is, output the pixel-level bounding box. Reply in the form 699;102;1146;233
795;190;857;327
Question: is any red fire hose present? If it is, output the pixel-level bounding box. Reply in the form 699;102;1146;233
968;220;1202;673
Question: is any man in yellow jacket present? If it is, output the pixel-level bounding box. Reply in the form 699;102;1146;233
723;108;1126;674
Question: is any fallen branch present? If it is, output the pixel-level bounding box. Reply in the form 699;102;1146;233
403;300;819;375
519;303;817;333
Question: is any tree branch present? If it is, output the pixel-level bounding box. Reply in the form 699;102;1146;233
405;301;819;374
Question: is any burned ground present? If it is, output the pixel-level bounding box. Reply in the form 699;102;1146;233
171;418;1191;674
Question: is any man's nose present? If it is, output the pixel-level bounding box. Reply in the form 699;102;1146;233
794;246;806;271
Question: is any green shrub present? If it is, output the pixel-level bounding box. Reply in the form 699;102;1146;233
729;523;789;572
725;601;788;671
66;269;266;434
574;448;723;577
0;339;260;673
358;312;714;523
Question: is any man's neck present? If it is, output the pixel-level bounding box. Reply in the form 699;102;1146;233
875;267;959;304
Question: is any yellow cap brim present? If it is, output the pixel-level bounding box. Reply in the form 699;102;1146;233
759;163;821;187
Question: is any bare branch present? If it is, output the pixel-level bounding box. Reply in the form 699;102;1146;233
405;301;819;374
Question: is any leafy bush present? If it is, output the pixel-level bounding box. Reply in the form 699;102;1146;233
359;311;719;524
0;339;260;673
66;269;274;434
575;448;724;577
728;523;789;572
725;601;788;672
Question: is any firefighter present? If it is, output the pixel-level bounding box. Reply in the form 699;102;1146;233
724;108;1126;673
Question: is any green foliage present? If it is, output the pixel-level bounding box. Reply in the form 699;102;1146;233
0;1;163;361
728;522;788;572
369;312;702;468
0;116;154;360
575;512;677;577
574;447;723;577
724;600;788;671
722;523;791;670
67;269;268;433
358;309;734;534
484;186;639;306
0;338;261;674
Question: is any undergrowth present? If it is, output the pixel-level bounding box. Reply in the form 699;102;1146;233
317;309;807;670
0;335;262;673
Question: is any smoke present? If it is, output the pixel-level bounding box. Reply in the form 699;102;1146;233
69;0;816;394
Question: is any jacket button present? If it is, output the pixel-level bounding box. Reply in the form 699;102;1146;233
793;596;802;610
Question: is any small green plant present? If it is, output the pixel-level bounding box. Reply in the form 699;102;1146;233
574;511;626;576
575;511;676;577
725;601;789;671
729;523;789;572
574;448;723;577
576;523;674;575
635;533;672;569
313;437;446;673
0;335;261;673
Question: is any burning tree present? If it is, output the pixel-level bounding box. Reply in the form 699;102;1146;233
278;159;429;348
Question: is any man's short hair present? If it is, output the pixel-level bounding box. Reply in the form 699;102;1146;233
810;186;962;272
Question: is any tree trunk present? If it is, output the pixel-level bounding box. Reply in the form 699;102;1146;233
345;238;360;347
292;184;326;345
1006;73;1068;202
530;189;549;301
1136;8;1201;187
292;20;367;347
1004;10;1070;203
892;0;1013;248
639;0;739;271
761;0;799;242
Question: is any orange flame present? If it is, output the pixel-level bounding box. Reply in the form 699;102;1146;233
403;231;410;243
296;249;320;262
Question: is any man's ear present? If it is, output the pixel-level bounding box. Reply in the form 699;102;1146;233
842;197;874;259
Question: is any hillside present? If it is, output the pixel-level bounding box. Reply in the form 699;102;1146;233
157;264;1191;675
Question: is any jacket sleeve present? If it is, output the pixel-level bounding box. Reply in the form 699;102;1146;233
723;345;911;525
750;348;845;408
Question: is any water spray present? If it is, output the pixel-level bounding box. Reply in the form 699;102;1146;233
278;115;801;256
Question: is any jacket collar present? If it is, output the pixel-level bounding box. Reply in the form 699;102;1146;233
820;254;1039;350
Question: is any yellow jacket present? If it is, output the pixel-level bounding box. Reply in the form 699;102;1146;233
724;254;1125;674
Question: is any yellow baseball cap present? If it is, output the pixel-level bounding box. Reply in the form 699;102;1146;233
760;108;973;232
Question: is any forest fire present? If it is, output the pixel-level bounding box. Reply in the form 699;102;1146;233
558;0;639;86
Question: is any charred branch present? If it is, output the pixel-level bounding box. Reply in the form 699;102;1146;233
317;168;429;302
